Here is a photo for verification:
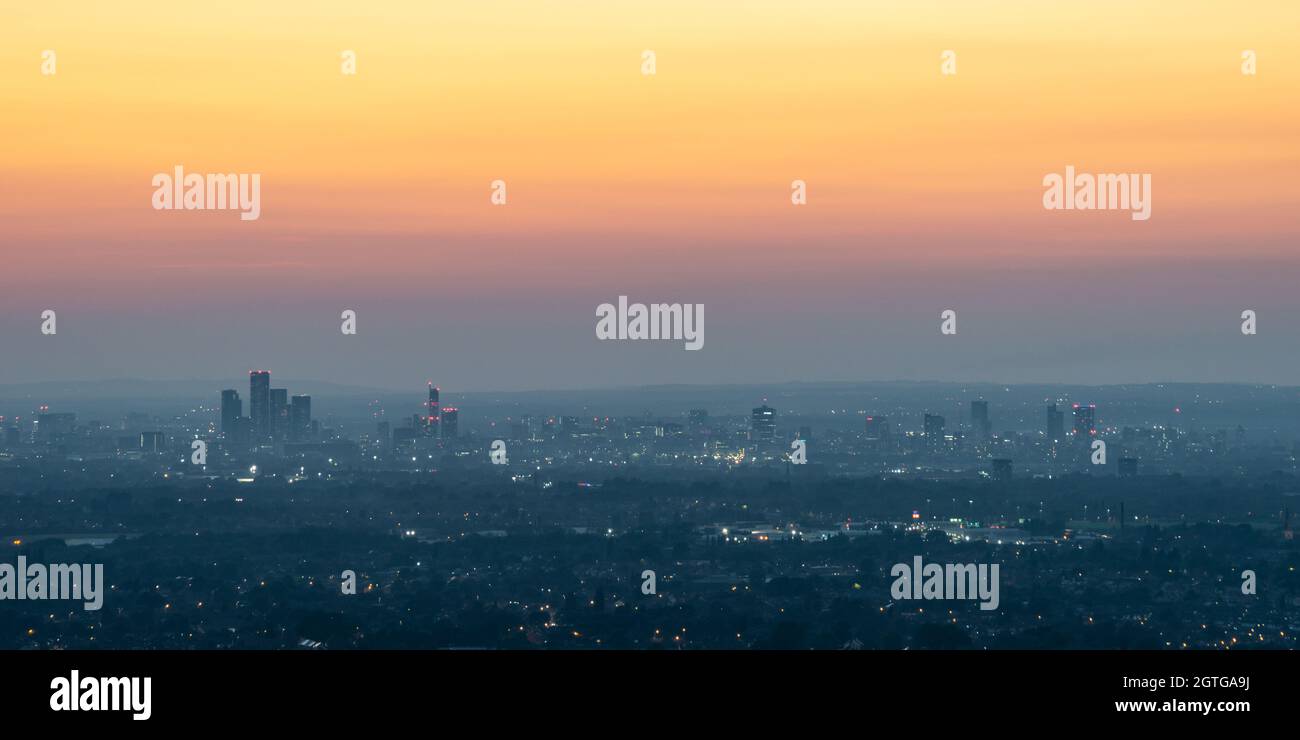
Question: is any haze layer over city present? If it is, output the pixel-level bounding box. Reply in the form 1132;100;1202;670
2;376;1296;650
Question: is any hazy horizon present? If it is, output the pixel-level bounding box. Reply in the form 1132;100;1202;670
3;375;1300;398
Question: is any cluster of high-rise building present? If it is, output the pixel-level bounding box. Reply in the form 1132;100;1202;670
898;400;1132;480
907;401;1099;451
220;371;313;445
373;383;462;451
415;383;457;440
4;382;1286;484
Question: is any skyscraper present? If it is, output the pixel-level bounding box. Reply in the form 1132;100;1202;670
751;404;776;441
441;407;459;438
924;413;945;453
270;388;288;440
249;371;271;439
1072;403;1096;439
290;395;312;441
220;389;241;437
425;383;440;437
1047;404;1065;442
34;412;76;442
971;401;990;439
864;415;890;441
139;431;164;452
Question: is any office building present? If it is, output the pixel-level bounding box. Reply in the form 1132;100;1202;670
270;388;289;440
1047;404;1065;443
290;395;312;441
971;401;990;439
249;371;271;439
864;415;890;442
1073;403;1096;439
221;390;241;437
425;383;440;437
392;426;418;450
751;405;776;441
139;431;164;452
924;414;945;452
441;407;459;438
34;412;76;442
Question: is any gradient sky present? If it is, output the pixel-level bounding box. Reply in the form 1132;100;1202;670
2;1;1298;391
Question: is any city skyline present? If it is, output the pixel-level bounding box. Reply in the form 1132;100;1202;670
4;368;1296;656
7;375;1300;422
7;372;1299;460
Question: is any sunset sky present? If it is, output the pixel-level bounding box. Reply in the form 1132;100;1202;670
2;1;1298;391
